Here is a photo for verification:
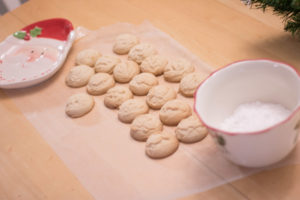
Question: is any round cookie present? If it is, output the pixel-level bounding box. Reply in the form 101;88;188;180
179;72;207;97
113;34;139;55
113;61;140;83
104;86;133;109
94;55;121;74
146;85;177;109
130;114;163;141
118;99;149;123
65;65;95;88
128;43;157;64
129;73;158;96
87;73;115;95
159;99;192;126
75;49;101;67
145;131;179;159
65;93;94;118
175;115;208;143
141;55;168;76
164;58;195;82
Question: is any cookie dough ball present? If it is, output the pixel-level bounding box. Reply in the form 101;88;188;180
104;86;133;109
159;99;192;126
129;73;158;96
118;99;149;123
94;55;121;74
75;49;101;67
146;85;177;109
130;114;163;141
113;61;140;83
113;34;139;55
164;58;195;82
179;72;207;97
176;115;208;143
141;55;168;76
65;93;94;118
87;73;115;95
145;131;179;159
128;43;157;64
65;65;95;88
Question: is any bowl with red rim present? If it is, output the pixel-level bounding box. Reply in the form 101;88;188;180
194;59;300;167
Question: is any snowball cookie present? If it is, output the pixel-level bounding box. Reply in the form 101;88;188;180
175;115;208;143
129;73;158;96
146;85;177;109
159;99;192;126
65;93;94;118
65;65;95;88
118;99;149;123
94;55;121;74
104;86;133;109
87;73;115;95
141;55;168;76
145;131;179;159
164;58;195;82
128;43;157;64
113;61;140;83
130;114;163;141
75;49;101;67
113;34;139;55
179;72;207;97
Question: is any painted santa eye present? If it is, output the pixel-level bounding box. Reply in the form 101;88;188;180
41;52;44;55
31;50;34;53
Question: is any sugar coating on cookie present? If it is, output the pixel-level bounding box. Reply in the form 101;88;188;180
175;115;208;143
65;65;95;88
179;72;207;97
65;93;94;118
113;34;139;55
104;86;133;109
94;55;121;74
113;61;140;83
87;73;115;95
159;99;192;126
128;43;157;64
129;73;158;96
164;58;195;82
141;55;168;76
146;85;177;109
75;49;101;67
118;99;149;123
145;131;179;159
130;114;163;141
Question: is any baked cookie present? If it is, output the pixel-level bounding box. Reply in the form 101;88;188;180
65;65;95;88
146;85;177;109
118;99;149;123
179;72;207;97
113;61;140;83
104;86;133;109
94;55;121;74
130;114;163;141
75;49;101;67
164;58;195;82
175;115;208;143
128;43;157;64
159;99;192;126
65;93;94;118
113;34;139;55
145;131;179;159
87;73;115;95
140;55;168;76
129;73;158;96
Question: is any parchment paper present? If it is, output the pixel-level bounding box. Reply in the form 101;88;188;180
5;22;300;200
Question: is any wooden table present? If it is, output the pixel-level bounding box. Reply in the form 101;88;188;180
1;0;300;199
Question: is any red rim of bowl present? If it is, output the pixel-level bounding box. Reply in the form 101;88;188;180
193;59;300;136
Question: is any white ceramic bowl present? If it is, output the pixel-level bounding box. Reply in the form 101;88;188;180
194;59;300;167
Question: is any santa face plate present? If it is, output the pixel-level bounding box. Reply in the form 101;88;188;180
0;18;75;89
